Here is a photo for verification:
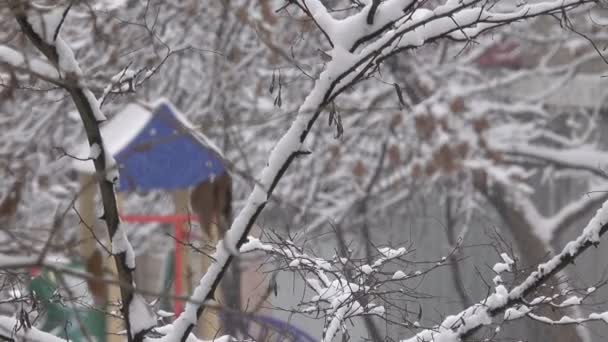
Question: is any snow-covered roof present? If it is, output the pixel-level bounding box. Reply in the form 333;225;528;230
72;103;153;169
73;99;226;192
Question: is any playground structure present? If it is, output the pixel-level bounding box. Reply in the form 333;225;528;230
49;99;320;341
73;100;236;341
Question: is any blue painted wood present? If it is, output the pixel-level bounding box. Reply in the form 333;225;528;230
114;102;225;192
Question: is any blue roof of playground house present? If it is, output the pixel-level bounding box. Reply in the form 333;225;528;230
73;100;226;192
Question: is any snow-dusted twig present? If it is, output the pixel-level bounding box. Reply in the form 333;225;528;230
240;233;450;342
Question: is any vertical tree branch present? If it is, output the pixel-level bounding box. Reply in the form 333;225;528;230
366;0;381;25
10;4;140;341
444;194;473;308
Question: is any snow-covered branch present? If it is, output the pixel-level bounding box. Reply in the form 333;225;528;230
4;0;606;341
0;316;66;342
0;45;61;84
496;142;608;179
240;236;411;342
0;314;235;342
157;1;599;341
499;184;608;244
401;199;608;341
7;3;145;341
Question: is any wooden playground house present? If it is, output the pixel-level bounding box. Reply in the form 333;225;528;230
74;100;233;341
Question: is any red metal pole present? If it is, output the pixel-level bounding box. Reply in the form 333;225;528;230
119;214;199;316
120;214;198;224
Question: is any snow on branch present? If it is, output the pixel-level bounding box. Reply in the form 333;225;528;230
0;316;66;342
9;3;147;341
241;238;393;341
0;314;234;342
401;199;608;342
240;234;454;342
547;191;608;239
519;311;608;326
493;183;608;245
0;45;61;83
156;1;598;341
495;142;608;179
